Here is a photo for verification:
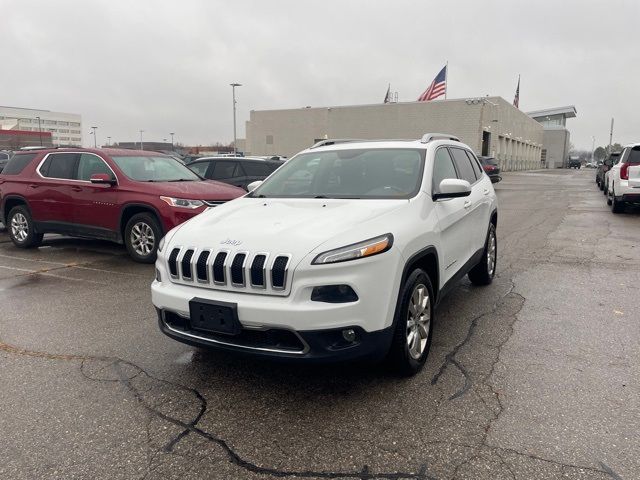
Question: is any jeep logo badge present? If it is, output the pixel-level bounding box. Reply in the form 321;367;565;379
220;238;243;246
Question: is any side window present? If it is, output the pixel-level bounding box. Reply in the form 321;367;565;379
465;150;483;179
41;153;78;179
188;161;210;177
449;148;478;184
77;153;113;181
242;161;271;176
1;153;37;175
432;148;458;191
211;161;238;180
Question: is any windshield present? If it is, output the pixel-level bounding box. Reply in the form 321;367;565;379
250;148;424;199
111;156;200;182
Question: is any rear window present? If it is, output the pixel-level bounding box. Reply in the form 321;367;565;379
627;146;640;164
1;153;38;175
450;147;478;184
242;161;272;176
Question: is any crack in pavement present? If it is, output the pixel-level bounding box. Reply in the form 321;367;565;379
0;340;436;480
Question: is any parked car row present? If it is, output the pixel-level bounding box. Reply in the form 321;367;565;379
0;147;246;262
596;146;640;213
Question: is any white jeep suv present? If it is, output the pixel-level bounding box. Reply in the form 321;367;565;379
606;143;640;213
151;134;498;375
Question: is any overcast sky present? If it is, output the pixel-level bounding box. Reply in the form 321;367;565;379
2;0;638;150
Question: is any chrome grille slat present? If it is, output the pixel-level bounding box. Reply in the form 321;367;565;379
181;249;195;280
212;251;228;285
196;251;210;282
230;252;247;286
169;248;291;293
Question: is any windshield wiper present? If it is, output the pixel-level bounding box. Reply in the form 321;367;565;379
313;195;328;198
166;178;195;182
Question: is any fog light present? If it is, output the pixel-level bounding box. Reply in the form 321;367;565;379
311;285;358;303
342;329;356;342
155;268;162;282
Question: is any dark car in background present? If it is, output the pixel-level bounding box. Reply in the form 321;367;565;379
0;151;11;173
478;156;501;183
568;158;581;169
596;152;621;190
187;156;285;190
0;148;244;262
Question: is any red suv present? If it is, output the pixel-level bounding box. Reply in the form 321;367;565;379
0;147;245;262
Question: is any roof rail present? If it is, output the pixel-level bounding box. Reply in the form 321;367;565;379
310;139;365;149
420;133;460;143
18;145;83;151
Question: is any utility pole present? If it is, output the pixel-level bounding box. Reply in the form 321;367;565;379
140;130;144;150
608;117;614;155
90;126;98;148
170;132;175;151
107;136;111;146
591;136;595;163
36;116;43;146
230;83;242;155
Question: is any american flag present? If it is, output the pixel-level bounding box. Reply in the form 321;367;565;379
513;75;520;108
418;65;447;102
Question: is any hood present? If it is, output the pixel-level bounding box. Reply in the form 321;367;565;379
169;197;407;258
136;179;245;200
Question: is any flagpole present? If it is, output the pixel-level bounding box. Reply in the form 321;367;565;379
444;61;448;99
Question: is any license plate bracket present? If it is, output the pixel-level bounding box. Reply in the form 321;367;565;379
189;298;241;336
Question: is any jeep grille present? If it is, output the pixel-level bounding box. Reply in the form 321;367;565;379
168;247;292;293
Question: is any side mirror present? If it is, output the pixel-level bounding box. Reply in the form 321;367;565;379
247;180;263;192
433;179;472;200
90;173;116;185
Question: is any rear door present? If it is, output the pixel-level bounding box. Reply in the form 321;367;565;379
432;147;472;285
71;153;120;234
240;160;273;189
30;152;79;225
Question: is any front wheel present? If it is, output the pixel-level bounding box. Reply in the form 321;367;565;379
124;213;162;263
468;223;497;286
387;269;434;376
7;206;43;248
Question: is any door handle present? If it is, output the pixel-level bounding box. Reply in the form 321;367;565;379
464;200;472;209
29;184;39;189
71;186;82;192
483;188;490;196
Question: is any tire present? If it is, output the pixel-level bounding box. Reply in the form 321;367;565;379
124;212;162;263
611;189;625;214
387;269;434;376
7;205;43;248
468;223;497;286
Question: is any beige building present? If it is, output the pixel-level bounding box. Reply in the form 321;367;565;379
527;106;577;169
245;96;544;171
0;106;82;146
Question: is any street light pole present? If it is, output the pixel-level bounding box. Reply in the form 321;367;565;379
107;136;111;146
230;83;242;155
91;126;98;148
140;130;144;150
591;136;595;163
170;132;175;151
36;116;42;146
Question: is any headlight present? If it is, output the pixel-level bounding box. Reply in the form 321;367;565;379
312;234;394;265
159;196;204;209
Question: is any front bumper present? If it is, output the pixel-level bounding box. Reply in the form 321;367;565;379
157;308;394;362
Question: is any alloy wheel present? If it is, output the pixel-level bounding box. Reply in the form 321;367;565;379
10;213;29;243
406;284;431;360
487;229;497;276
130;221;155;256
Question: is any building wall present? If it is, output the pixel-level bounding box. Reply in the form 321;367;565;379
246;97;543;171
0;106;82;146
542;128;570;168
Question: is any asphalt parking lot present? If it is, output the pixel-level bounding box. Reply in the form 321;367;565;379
1;169;638;480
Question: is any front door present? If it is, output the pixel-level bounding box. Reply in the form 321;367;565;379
72;153;120;235
431;147;472;285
